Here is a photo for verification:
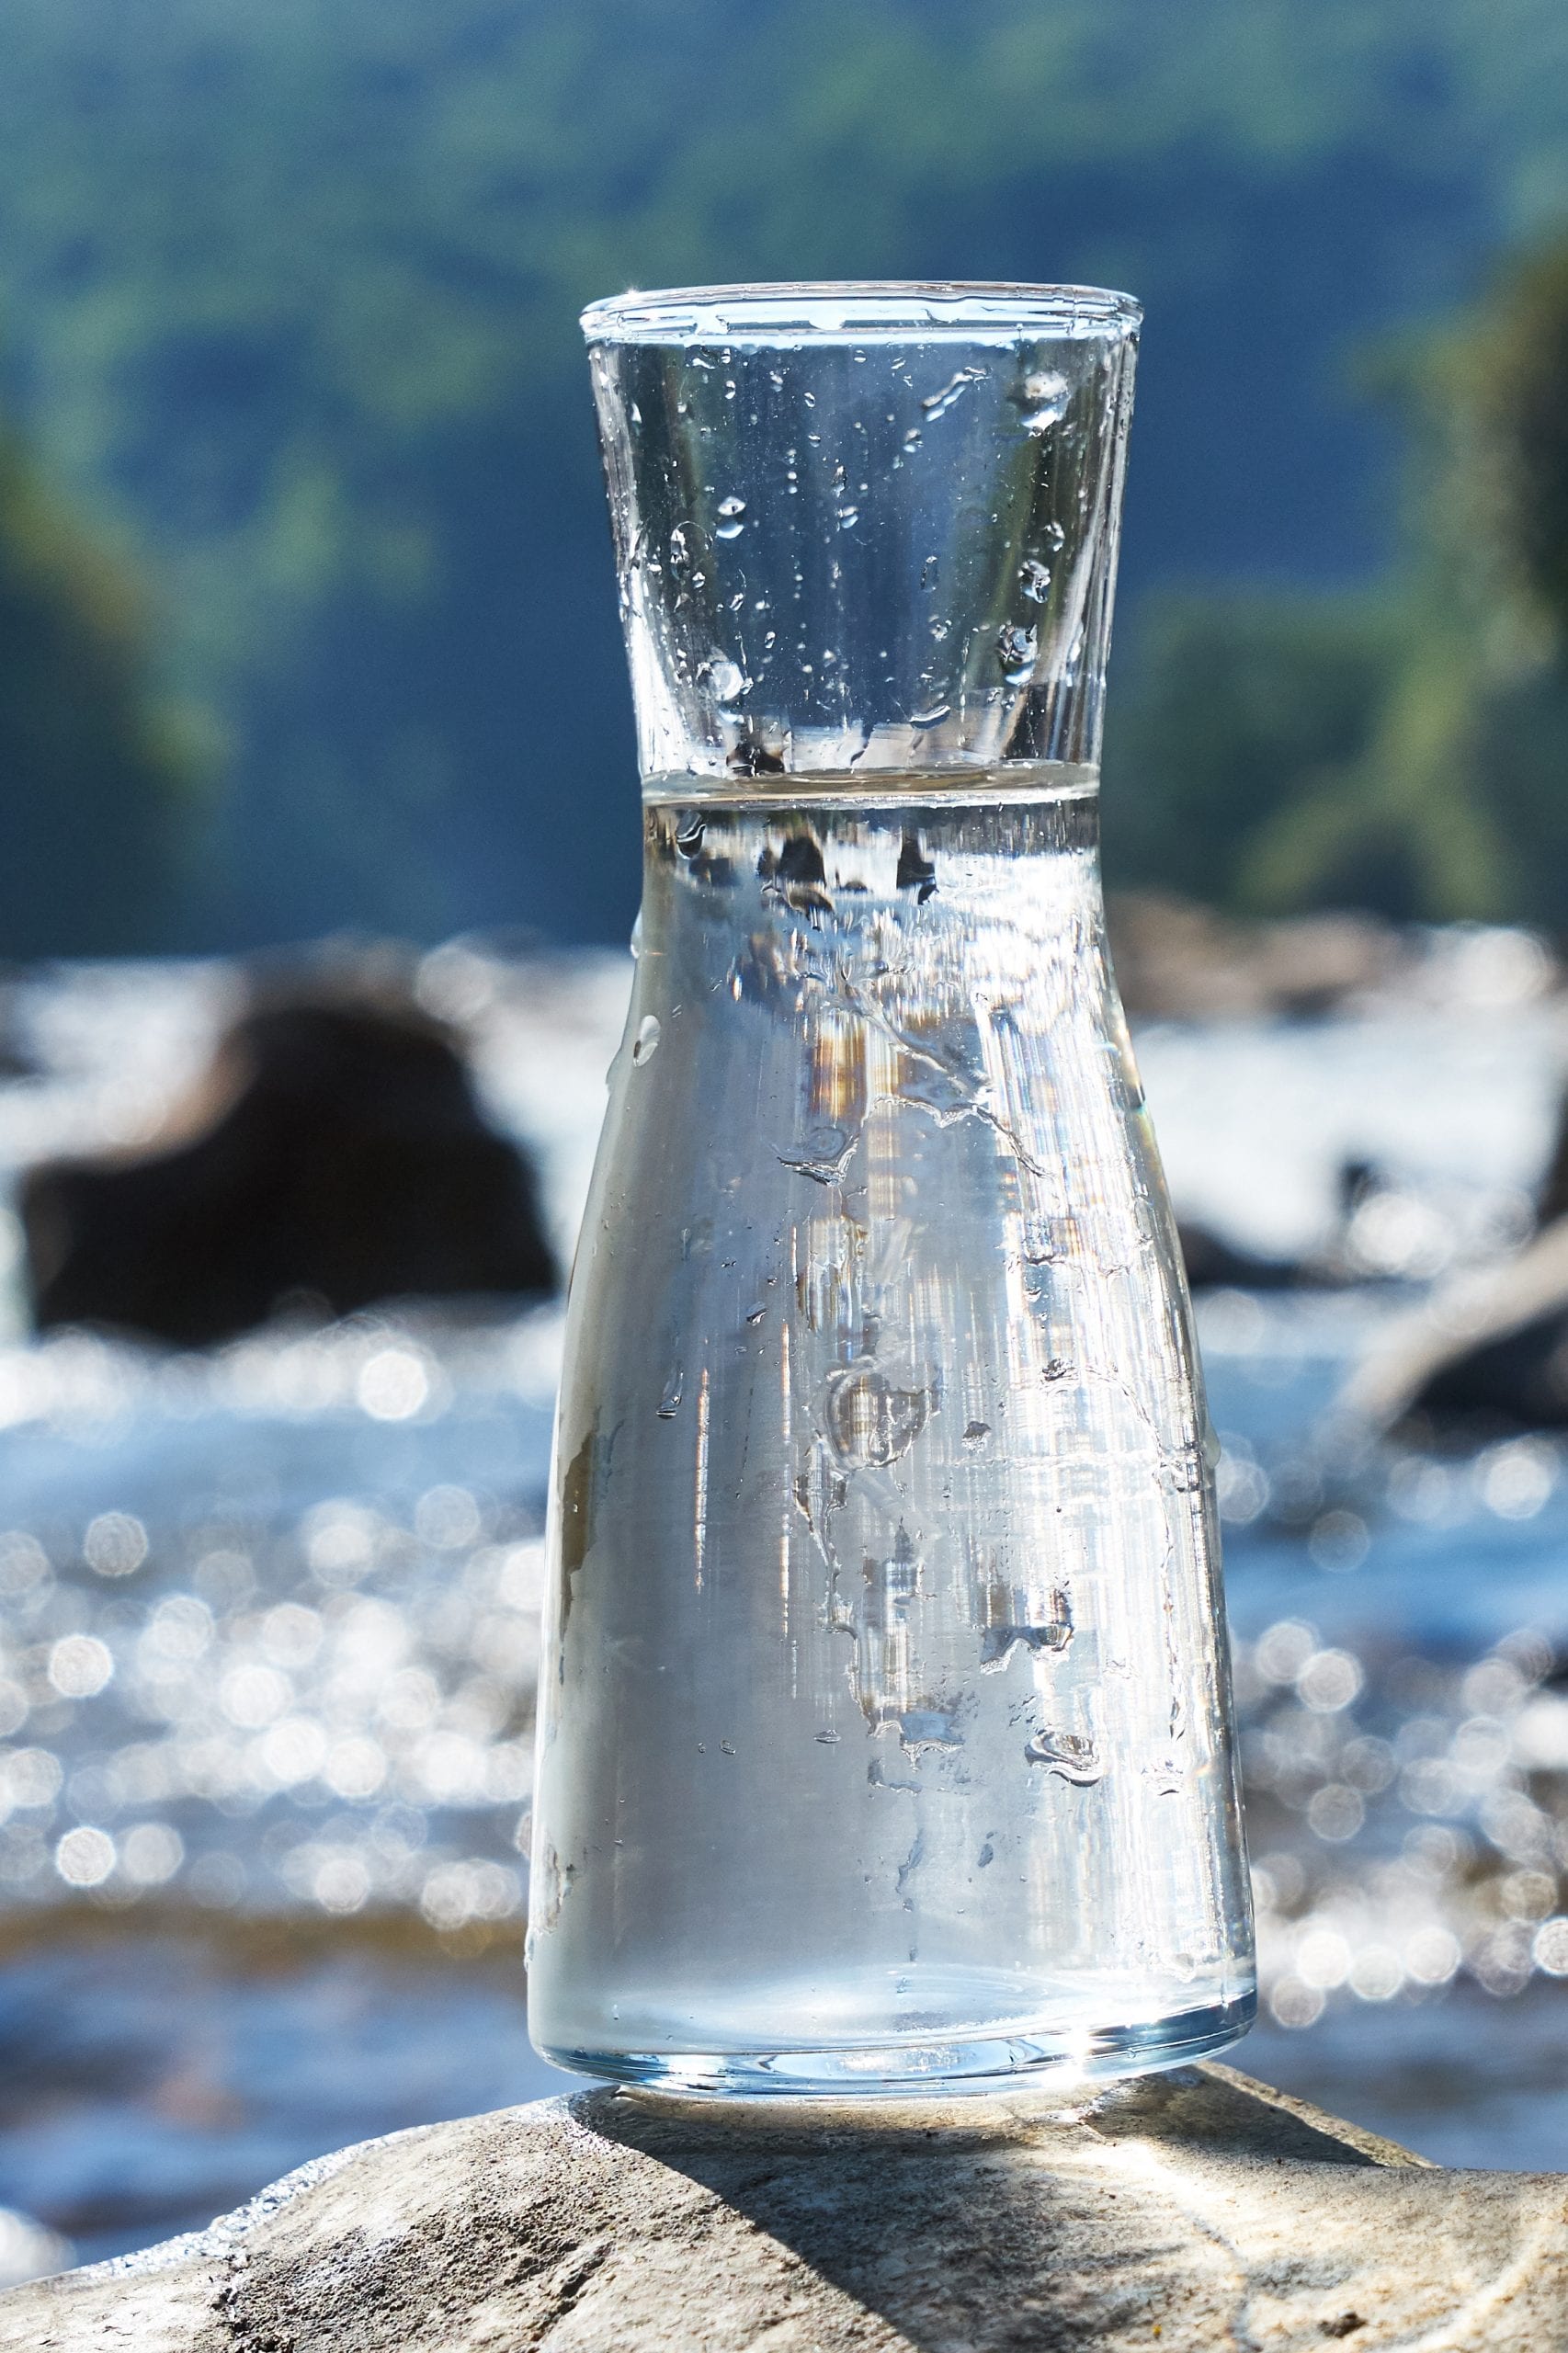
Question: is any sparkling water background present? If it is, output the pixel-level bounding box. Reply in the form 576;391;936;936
0;929;1565;2274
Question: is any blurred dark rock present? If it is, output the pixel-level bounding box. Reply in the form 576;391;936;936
1108;891;1407;1020
1178;1220;1312;1291
1409;1308;1568;1431
20;983;557;1347
1177;1224;1298;1291
1339;1080;1568;1429
1536;1093;1568;1230
1344;1218;1568;1434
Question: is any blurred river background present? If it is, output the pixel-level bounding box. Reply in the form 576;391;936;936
0;918;1567;2275
4;0;1568;2296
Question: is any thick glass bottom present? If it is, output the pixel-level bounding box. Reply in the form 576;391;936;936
539;1989;1256;2100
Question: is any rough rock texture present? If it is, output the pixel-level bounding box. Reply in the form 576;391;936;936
6;2063;1567;2350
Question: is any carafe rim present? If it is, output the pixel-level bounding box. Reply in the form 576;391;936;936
581;280;1142;345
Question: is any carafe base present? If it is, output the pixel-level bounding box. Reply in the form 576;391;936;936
539;1989;1256;2099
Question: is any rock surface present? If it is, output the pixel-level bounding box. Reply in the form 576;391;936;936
6;2063;1567;2350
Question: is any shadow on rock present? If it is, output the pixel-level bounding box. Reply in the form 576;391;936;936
20;978;558;1347
561;2069;1406;2351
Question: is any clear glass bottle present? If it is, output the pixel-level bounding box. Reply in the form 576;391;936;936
528;284;1254;2095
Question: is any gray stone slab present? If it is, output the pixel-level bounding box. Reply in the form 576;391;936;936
5;2062;1566;2350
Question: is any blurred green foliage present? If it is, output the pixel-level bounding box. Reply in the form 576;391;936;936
1107;597;1408;909
0;426;193;957
0;0;1563;944
1108;235;1568;928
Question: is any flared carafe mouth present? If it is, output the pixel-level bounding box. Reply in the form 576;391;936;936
580;281;1142;346
584;278;1142;778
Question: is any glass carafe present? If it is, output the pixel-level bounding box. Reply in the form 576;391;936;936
528;284;1254;2095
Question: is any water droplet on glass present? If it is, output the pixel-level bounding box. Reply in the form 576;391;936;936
1024;1727;1101;1783
977;1839;994;1869
1019;558;1052;602
778;1124;856;1185
1044;518;1066;551
745;1303;767;1324
921;366;983;419
899;1710;961;1751
1160;1447;1207;1495
997;624;1038;686
715;494;747;540
823;1358;929;1468
698;655;750;705
981;1585;1073;1669
815;1728;841;1745
656;1370;683;1418
835;505;859;529
1016;369;1070;432
632;1014;661;1065
962;1421;992;1444
903;426;923;450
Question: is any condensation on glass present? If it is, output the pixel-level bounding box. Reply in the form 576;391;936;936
528;282;1255;2095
